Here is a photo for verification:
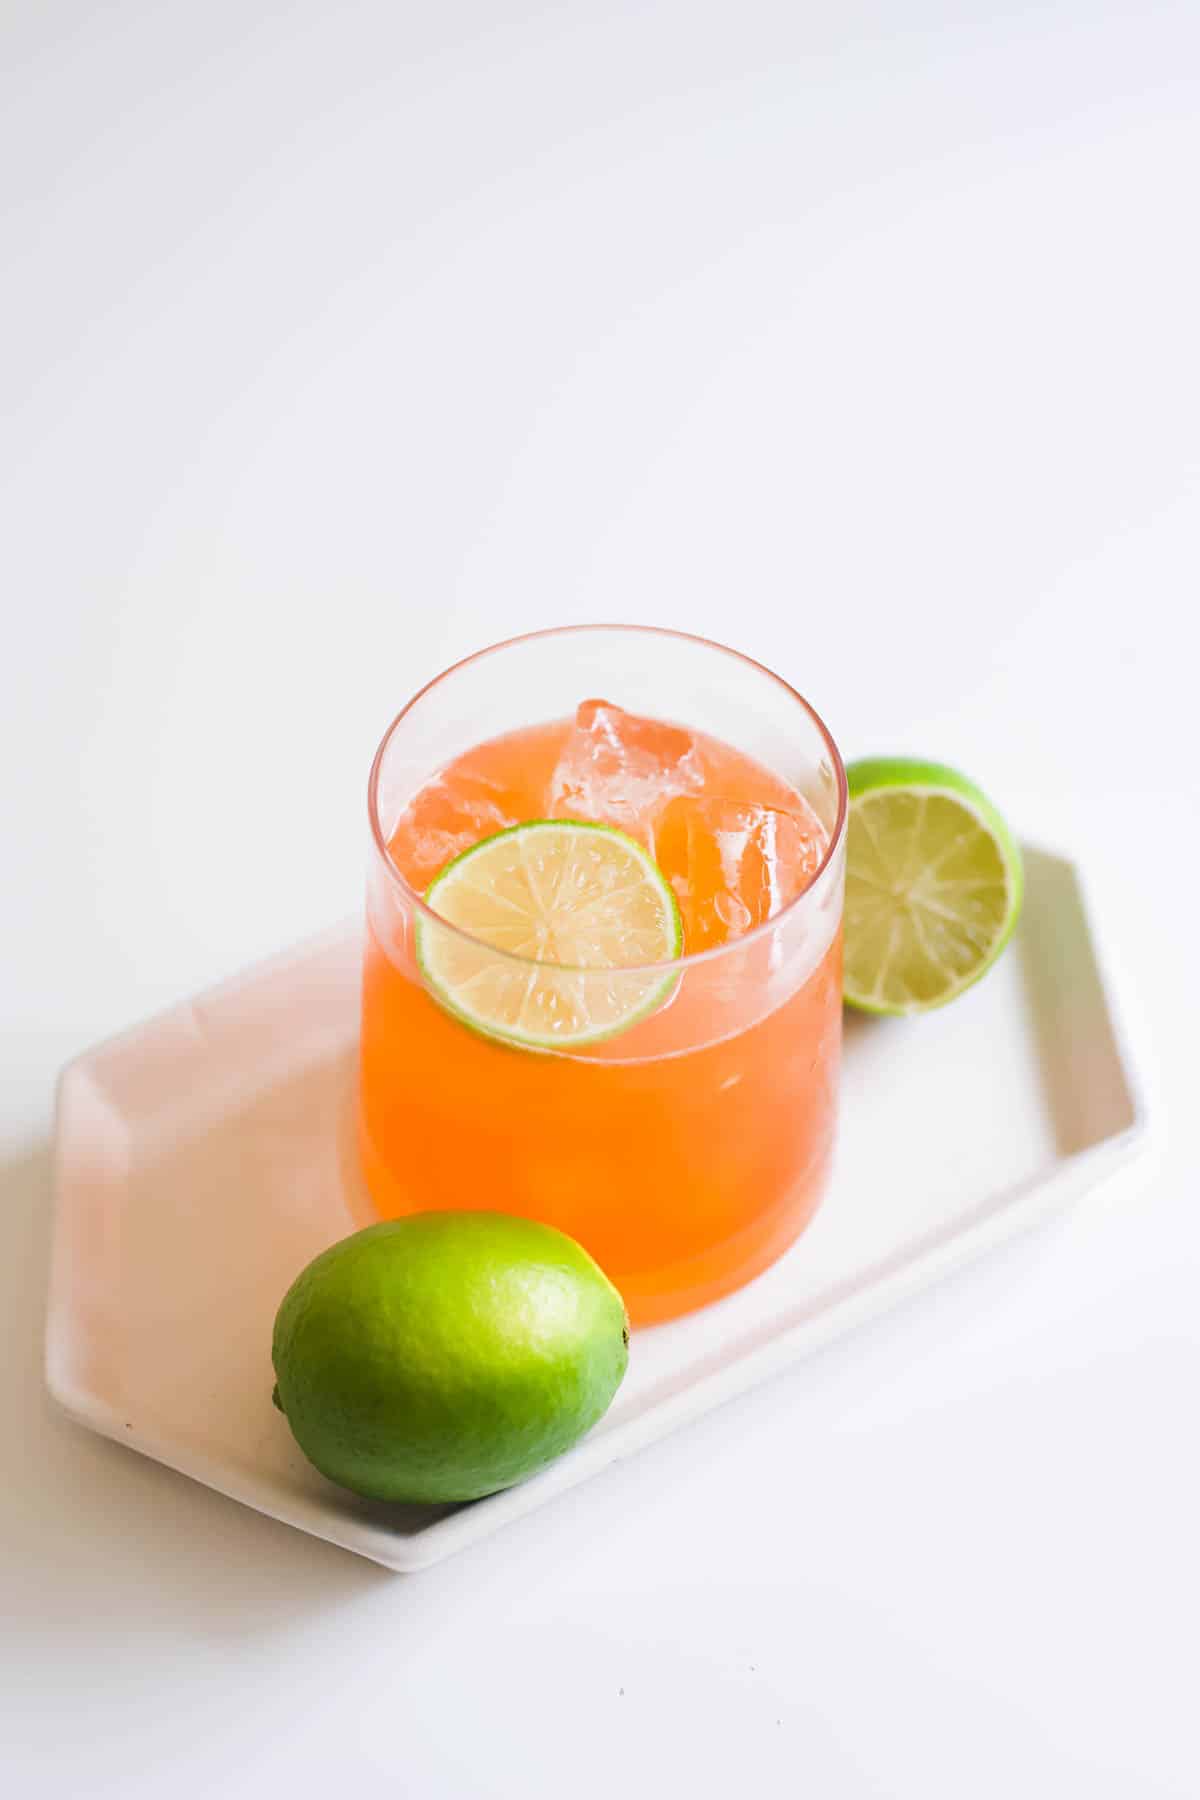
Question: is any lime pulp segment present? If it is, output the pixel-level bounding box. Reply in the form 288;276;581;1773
843;760;1023;1015
416;819;683;1048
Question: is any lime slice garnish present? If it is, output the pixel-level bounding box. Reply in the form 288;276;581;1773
843;758;1023;1015
416;820;683;1048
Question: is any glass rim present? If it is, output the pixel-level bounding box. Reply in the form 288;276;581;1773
367;623;848;975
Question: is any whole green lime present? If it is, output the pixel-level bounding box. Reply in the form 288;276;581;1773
271;1213;629;1504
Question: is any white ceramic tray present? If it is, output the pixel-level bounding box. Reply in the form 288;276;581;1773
46;846;1145;1571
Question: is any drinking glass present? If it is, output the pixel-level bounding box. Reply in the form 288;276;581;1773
361;626;847;1325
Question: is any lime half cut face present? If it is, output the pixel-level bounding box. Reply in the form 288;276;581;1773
843;758;1024;1015
416;820;683;1049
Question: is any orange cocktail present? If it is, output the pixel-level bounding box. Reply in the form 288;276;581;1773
361;628;847;1325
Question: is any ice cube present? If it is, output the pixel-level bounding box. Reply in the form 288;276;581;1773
547;700;705;848
390;772;515;889
655;795;826;949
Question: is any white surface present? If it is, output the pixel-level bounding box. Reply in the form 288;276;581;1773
46;851;1144;1571
2;0;1197;1791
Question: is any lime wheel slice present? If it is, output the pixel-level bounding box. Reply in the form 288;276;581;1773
417;820;682;1048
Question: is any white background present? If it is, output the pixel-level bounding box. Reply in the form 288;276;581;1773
2;3;1198;1794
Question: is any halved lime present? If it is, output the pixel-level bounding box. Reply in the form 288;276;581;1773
416;820;682;1048
843;758;1023;1015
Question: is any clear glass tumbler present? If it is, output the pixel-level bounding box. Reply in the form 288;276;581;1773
361;626;847;1324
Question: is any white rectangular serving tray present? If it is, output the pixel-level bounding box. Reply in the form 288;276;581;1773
46;846;1146;1570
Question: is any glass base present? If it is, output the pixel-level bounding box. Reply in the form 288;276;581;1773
606;1180;829;1325
359;1106;833;1327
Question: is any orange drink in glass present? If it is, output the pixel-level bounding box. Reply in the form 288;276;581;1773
360;627;846;1325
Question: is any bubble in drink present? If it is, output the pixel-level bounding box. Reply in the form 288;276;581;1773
546;700;705;848
655;794;826;949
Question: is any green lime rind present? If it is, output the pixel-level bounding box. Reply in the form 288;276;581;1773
271;1214;630;1504
843;757;1023;1017
415;819;683;1052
